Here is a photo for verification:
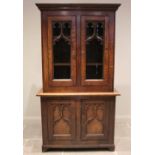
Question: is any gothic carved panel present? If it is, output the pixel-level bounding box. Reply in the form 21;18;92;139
86;103;104;134
81;100;108;140
53;104;71;135
47;100;75;141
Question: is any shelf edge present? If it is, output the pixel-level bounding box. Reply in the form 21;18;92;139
36;88;120;97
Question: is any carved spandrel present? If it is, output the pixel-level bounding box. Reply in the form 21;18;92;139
86;22;104;43
52;22;71;44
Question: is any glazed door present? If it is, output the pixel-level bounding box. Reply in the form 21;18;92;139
81;16;111;86
47;16;76;86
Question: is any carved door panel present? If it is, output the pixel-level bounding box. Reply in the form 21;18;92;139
47;100;76;141
81;100;109;141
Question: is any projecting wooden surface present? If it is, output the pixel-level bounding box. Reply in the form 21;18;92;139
36;88;120;97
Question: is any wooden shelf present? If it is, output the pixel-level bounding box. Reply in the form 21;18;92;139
36;88;120;97
86;63;102;66
54;63;70;66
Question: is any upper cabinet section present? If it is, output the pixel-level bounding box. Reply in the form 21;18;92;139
36;4;120;92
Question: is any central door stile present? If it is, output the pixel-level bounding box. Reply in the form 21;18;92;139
76;97;81;142
76;14;81;86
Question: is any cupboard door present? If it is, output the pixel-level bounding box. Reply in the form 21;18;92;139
47;16;76;86
80;100;109;141
81;16;111;86
47;100;76;141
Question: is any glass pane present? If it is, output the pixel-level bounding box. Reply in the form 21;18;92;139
53;38;70;63
86;65;102;79
86;21;104;79
52;21;71;79
54;66;70;79
86;39;103;63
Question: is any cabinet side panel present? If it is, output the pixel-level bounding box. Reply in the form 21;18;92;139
41;97;48;145
108;97;116;144
41;12;49;91
109;13;115;89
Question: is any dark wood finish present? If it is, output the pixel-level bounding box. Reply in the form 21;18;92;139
36;3;120;152
37;4;118;92
36;3;120;11
40;96;116;151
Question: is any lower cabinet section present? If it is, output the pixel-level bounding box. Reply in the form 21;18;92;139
40;96;116;151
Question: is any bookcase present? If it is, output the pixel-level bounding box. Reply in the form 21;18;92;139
36;3;120;152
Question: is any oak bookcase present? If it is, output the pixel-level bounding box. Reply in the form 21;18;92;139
36;3;120;152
